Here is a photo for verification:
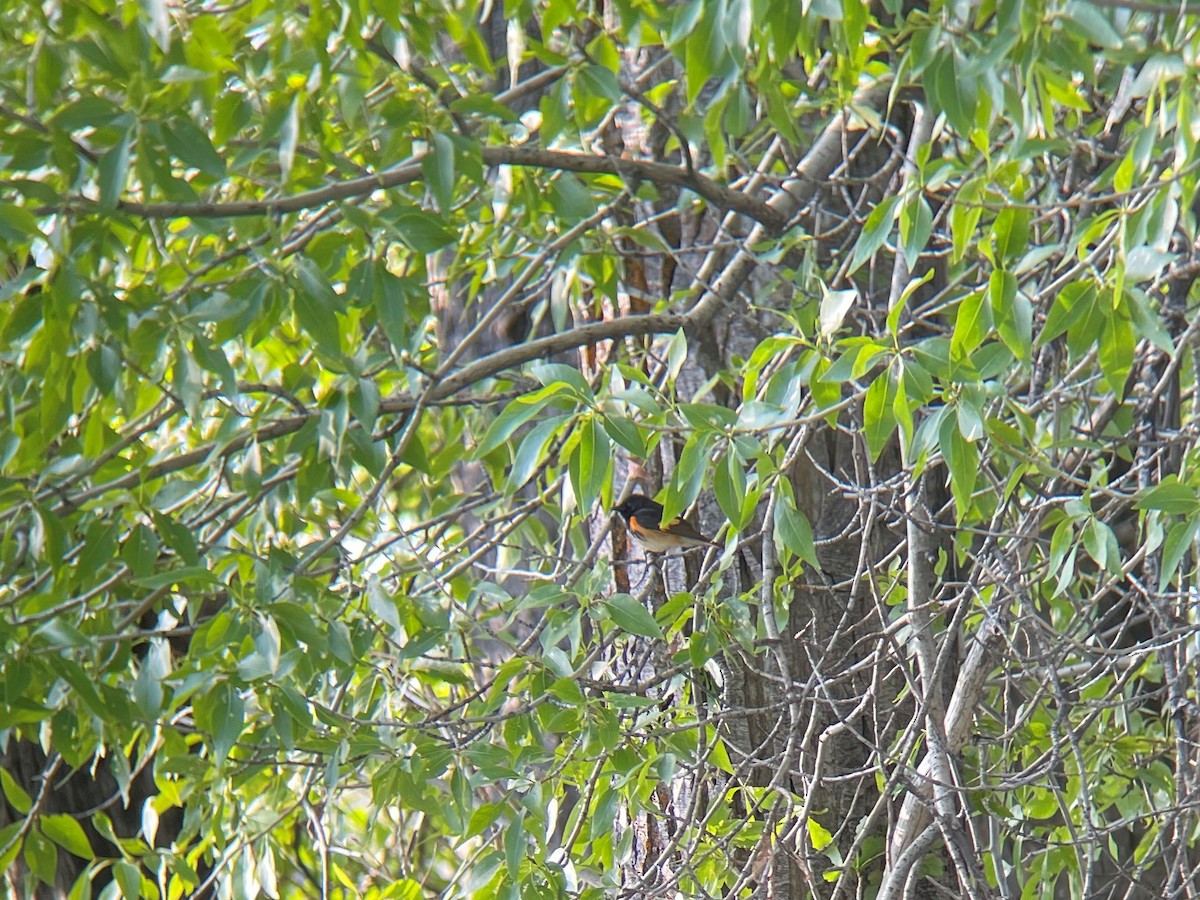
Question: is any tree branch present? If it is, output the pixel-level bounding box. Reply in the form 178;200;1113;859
49;146;786;231
428;313;687;400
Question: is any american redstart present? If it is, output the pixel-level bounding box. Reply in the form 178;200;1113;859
613;495;719;553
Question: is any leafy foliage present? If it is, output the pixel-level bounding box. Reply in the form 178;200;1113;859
1;0;1200;898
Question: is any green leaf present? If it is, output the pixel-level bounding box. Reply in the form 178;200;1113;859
990;271;1031;361
955;396;984;442
24;828;57;887
713;449;746;527
51;659;100;722
278;93;300;181
114;859;142;898
951;289;992;360
819;286;858;339
508;416;566;490
164;117;226;177
383;205;457;252
569;416;609;510
364;578;403;633
133;641;167;718
774;484;818;568
662;432;713;525
900;194;933;270
529;361;592;398
927;49;976;135
950;178;984;264
376;270;414;351
1160;516;1200;591
40;814;93;860
601;414;646;457
0;823;21;874
422;131;456;214
1041;282;1096;345
0;202;42;242
1062;1;1123;49
808;817;833;851
602;593;664;639
863;371;898;461
197;681;245;762
577;63;622;101
478;386;566;456
1047;518;1073;575
992;207;1030;262
0;770;32;814
1098;306;1133;395
666;329;688;382
1127;287;1174;353
887;270;935;338
121;523;159;579
97;126;133;210
939;410;978;520
292;258;344;359
849;195;899;274
1134;477;1200;515
1124;246;1174;283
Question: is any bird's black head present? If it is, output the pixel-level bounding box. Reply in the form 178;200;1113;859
614;494;660;522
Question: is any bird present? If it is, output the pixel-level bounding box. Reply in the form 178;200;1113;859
613;495;719;553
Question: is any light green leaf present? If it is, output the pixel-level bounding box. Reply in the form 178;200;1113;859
41;814;93;860
114;859;141;899
0;770;31;815
1062;1;1123;49
951;289;992;360
819;286;858;339
1135;478;1200;515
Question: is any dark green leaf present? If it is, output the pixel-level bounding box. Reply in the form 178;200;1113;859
1160;516;1200;591
601;414;646;457
382;205;457;252
422;132;456;214
0;202;41;242
773;485;817;568
601;593;664;639
863;371;898;461
478;386;566;456
662;432;712;525
292;257;344;359
376;270;413;351
713;449;745;527
24;828;57;887
97;127;133;210
508;416;566;490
